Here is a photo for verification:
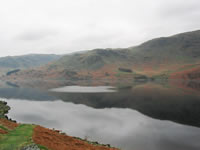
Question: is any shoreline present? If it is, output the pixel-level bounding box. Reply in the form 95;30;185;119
0;101;119;150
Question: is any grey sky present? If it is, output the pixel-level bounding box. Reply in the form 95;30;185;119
0;0;200;56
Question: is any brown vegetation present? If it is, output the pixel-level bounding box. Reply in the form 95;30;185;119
33;125;119;150
170;65;200;80
0;118;18;130
0;129;8;134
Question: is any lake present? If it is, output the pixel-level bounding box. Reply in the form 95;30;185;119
1;80;200;150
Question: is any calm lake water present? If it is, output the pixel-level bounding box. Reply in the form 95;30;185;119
1;80;200;150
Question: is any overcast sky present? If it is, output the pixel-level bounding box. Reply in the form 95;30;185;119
0;0;200;57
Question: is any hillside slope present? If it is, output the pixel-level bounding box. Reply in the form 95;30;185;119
0;54;61;69
0;101;119;150
51;30;200;70
130;30;200;63
3;30;200;80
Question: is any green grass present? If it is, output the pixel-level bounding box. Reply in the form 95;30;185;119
0;124;34;150
37;144;49;150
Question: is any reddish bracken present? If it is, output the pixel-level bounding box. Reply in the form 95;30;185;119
0;118;18;130
33;125;119;150
170;66;200;80
0;129;8;134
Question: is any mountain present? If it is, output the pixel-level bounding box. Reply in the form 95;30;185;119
130;30;200;61
51;30;200;69
50;48;131;70
3;30;200;81
0;54;61;69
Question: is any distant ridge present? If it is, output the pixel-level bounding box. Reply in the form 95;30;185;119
2;30;200;81
0;54;61;69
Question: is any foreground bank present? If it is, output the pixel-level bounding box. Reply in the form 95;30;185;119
0;101;119;150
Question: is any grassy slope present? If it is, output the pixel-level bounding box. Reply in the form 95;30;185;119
49;48;131;70
0;124;34;150
0;102;119;150
0;122;118;150
38;30;200;79
53;30;200;69
3;30;200;80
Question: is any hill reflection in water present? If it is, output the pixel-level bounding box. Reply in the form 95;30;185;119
0;80;200;150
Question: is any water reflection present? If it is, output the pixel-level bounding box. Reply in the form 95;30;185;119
1;80;200;150
0;87;56;101
48;82;200;127
50;86;117;93
6;100;200;150
0;80;200;128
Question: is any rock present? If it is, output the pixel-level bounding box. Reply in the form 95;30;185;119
20;144;40;150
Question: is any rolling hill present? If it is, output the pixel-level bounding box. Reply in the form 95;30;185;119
3;30;200;81
0;54;61;69
50;30;200;70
